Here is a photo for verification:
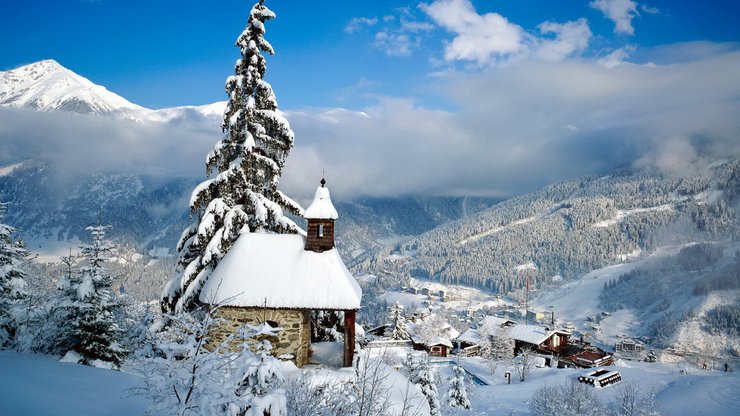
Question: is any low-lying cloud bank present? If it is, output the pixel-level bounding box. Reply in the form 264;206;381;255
2;42;738;203
283;42;740;199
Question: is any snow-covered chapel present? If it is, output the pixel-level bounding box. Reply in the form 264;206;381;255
199;179;362;367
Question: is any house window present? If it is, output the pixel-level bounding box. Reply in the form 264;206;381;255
318;224;324;237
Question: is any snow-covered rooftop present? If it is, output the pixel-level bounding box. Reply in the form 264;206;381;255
480;316;516;329
304;182;338;220
199;232;361;310
428;337;453;348
503;324;569;345
456;328;482;345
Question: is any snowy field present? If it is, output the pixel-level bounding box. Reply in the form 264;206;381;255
0;351;148;416
2;349;739;416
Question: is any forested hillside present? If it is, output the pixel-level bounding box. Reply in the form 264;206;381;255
0;160;193;254
599;242;740;351
353;161;740;294
335;195;499;260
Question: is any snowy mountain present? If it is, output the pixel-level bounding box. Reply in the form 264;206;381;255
354;162;740;292
0;60;146;114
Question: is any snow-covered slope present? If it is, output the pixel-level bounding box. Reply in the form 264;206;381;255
355;162;740;294
0;60;146;114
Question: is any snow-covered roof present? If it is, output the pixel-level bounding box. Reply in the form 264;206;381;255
456;329;482;345
304;183;338;220
199;232;361;310
428;337;453;348
504;324;569;346
480;316;516;328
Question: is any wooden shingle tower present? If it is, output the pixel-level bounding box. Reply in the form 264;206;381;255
304;178;338;253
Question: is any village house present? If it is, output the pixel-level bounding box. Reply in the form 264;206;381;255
426;338;453;357
455;328;482;356
615;338;645;354
560;343;614;368
507;324;571;356
198;179;362;367
407;316;460;357
481;315;517;329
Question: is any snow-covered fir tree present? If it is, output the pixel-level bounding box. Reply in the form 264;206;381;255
162;0;304;313
0;202;30;349
387;302;408;340
447;363;471;410
60;225;125;368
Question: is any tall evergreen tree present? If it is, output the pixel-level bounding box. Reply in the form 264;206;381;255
163;0;303;313
62;225;125;368
0;202;29;349
387;302;408;340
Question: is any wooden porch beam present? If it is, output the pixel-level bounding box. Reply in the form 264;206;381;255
343;310;356;367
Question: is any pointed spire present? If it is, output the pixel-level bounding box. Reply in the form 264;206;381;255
305;177;338;220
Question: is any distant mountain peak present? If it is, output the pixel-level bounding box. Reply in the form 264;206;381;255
0;59;147;114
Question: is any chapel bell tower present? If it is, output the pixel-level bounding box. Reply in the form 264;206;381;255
304;178;338;253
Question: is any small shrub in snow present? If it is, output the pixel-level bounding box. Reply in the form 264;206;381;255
529;380;607;416
447;363;471;410
353;351;392;416
513;349;536;382
611;383;660;416
284;374;353;416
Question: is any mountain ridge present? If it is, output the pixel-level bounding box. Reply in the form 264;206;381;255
0;60;145;114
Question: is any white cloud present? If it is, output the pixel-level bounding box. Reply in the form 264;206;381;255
368;13;432;57
420;0;527;65
420;0;592;65
641;4;660;15
374;31;420;57
401;19;435;33
278;45;740;199
344;17;378;34
597;46;634;68
590;0;639;35
3;44;738;202
535;19;592;62
0;107;216;179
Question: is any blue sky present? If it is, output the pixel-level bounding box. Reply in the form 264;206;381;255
2;0;739;198
2;0;738;109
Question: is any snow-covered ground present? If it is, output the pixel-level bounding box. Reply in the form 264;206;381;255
456;357;740;416
2;346;740;415
0;351;148;416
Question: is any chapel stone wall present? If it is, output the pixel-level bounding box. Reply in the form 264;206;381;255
209;306;312;367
